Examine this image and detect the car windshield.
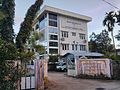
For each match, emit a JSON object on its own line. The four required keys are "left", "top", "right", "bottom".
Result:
{"left": 57, "top": 63, "right": 66, "bottom": 66}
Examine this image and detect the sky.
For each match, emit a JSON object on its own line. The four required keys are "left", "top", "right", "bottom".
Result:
{"left": 14, "top": 0, "right": 120, "bottom": 47}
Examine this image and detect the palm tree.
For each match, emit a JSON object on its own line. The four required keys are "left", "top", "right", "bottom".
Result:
{"left": 103, "top": 11, "right": 116, "bottom": 54}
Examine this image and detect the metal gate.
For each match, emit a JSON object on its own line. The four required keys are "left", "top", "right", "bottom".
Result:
{"left": 20, "top": 63, "right": 35, "bottom": 90}
{"left": 19, "top": 59, "right": 45, "bottom": 90}
{"left": 20, "top": 76, "right": 35, "bottom": 90}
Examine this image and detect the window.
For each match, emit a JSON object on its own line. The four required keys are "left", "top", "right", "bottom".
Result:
{"left": 49, "top": 35, "right": 58, "bottom": 40}
{"left": 35, "top": 24, "right": 39, "bottom": 30}
{"left": 61, "top": 31, "right": 68, "bottom": 38}
{"left": 39, "top": 14, "right": 47, "bottom": 30}
{"left": 49, "top": 20, "right": 57, "bottom": 27}
{"left": 79, "top": 33, "right": 85, "bottom": 39}
{"left": 49, "top": 48, "right": 58, "bottom": 54}
{"left": 80, "top": 45, "right": 86, "bottom": 51}
{"left": 72, "top": 44, "right": 74, "bottom": 50}
{"left": 62, "top": 44, "right": 69, "bottom": 50}
{"left": 49, "top": 42, "right": 58, "bottom": 47}
{"left": 49, "top": 13, "right": 57, "bottom": 27}
{"left": 49, "top": 13, "right": 57, "bottom": 20}
{"left": 49, "top": 28, "right": 58, "bottom": 34}
{"left": 75, "top": 44, "right": 77, "bottom": 50}
{"left": 72, "top": 32, "right": 76, "bottom": 36}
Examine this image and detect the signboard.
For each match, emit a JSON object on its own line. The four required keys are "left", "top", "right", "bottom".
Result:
{"left": 76, "top": 59, "right": 111, "bottom": 77}
{"left": 60, "top": 17, "right": 85, "bottom": 31}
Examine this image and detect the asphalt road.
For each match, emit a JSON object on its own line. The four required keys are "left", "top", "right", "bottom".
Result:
{"left": 46, "top": 72, "right": 120, "bottom": 90}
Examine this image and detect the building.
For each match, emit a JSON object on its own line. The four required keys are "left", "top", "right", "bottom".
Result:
{"left": 116, "top": 49, "right": 120, "bottom": 56}
{"left": 33, "top": 5, "right": 92, "bottom": 56}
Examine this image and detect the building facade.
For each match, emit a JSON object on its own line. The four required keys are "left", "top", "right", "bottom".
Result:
{"left": 33, "top": 5, "right": 92, "bottom": 56}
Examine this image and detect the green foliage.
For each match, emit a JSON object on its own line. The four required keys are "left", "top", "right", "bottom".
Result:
{"left": 0, "top": 0, "right": 44, "bottom": 90}
{"left": 112, "top": 60, "right": 120, "bottom": 80}
{"left": 0, "top": 11, "right": 4, "bottom": 20}
{"left": 0, "top": 61, "right": 19, "bottom": 90}
{"left": 28, "top": 31, "right": 43, "bottom": 47}
{"left": 34, "top": 45, "right": 45, "bottom": 54}
{"left": 89, "top": 30, "right": 113, "bottom": 55}
{"left": 0, "top": 0, "right": 15, "bottom": 43}
{"left": 76, "top": 73, "right": 110, "bottom": 80}
{"left": 0, "top": 38, "right": 22, "bottom": 90}
{"left": 0, "top": 38, "right": 17, "bottom": 60}
{"left": 103, "top": 11, "right": 115, "bottom": 32}
{"left": 16, "top": 0, "right": 43, "bottom": 49}
{"left": 89, "top": 32, "right": 97, "bottom": 52}
{"left": 103, "top": 11, "right": 120, "bottom": 54}
{"left": 17, "top": 51, "right": 34, "bottom": 63}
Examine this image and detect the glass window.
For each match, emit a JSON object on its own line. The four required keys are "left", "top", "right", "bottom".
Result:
{"left": 49, "top": 48, "right": 58, "bottom": 54}
{"left": 72, "top": 32, "right": 76, "bottom": 36}
{"left": 39, "top": 14, "right": 47, "bottom": 30}
{"left": 80, "top": 45, "right": 86, "bottom": 51}
{"left": 72, "top": 44, "right": 74, "bottom": 50}
{"left": 49, "top": 13, "right": 57, "bottom": 27}
{"left": 75, "top": 44, "right": 77, "bottom": 50}
{"left": 79, "top": 33, "right": 85, "bottom": 39}
{"left": 62, "top": 44, "right": 69, "bottom": 50}
{"left": 49, "top": 35, "right": 58, "bottom": 40}
{"left": 49, "top": 20, "right": 57, "bottom": 27}
{"left": 61, "top": 31, "right": 68, "bottom": 38}
{"left": 49, "top": 13, "right": 57, "bottom": 20}
{"left": 49, "top": 42, "right": 58, "bottom": 47}
{"left": 49, "top": 28, "right": 58, "bottom": 34}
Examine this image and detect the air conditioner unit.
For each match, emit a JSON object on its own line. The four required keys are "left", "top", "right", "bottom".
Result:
{"left": 61, "top": 38, "right": 65, "bottom": 41}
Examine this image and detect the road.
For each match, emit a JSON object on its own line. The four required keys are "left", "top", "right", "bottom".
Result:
{"left": 46, "top": 72, "right": 120, "bottom": 90}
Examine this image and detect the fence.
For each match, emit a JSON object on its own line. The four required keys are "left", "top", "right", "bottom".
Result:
{"left": 112, "top": 60, "right": 120, "bottom": 79}
{"left": 67, "top": 58, "right": 111, "bottom": 77}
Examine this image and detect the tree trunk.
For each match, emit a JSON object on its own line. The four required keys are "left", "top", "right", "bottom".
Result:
{"left": 111, "top": 31, "right": 116, "bottom": 55}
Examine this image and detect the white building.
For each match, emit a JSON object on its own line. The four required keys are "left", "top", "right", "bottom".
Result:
{"left": 33, "top": 5, "right": 92, "bottom": 56}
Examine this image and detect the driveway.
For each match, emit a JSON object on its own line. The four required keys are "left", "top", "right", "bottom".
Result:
{"left": 46, "top": 72, "right": 120, "bottom": 90}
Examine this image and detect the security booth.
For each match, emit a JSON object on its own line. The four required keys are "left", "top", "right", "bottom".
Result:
{"left": 62, "top": 52, "right": 112, "bottom": 78}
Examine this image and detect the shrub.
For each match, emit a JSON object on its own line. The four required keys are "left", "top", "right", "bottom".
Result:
{"left": 76, "top": 73, "right": 110, "bottom": 80}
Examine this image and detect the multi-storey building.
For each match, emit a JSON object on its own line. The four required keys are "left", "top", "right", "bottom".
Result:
{"left": 33, "top": 5, "right": 92, "bottom": 56}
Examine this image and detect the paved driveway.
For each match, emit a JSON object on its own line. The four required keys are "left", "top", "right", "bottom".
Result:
{"left": 46, "top": 72, "right": 120, "bottom": 90}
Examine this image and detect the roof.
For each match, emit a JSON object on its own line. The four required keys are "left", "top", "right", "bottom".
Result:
{"left": 116, "top": 49, "right": 120, "bottom": 52}
{"left": 63, "top": 52, "right": 104, "bottom": 57}
{"left": 35, "top": 5, "right": 92, "bottom": 22}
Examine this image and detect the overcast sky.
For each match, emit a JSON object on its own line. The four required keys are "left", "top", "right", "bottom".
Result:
{"left": 14, "top": 0, "right": 120, "bottom": 47}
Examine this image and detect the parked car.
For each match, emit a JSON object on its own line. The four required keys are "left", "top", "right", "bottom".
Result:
{"left": 56, "top": 62, "right": 67, "bottom": 71}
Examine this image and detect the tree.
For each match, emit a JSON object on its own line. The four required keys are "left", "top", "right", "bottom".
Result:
{"left": 0, "top": 0, "right": 15, "bottom": 43}
{"left": 28, "top": 31, "right": 45, "bottom": 54}
{"left": 0, "top": 11, "right": 4, "bottom": 20}
{"left": 115, "top": 11, "right": 120, "bottom": 41}
{"left": 103, "top": 11, "right": 116, "bottom": 54}
{"left": 89, "top": 32, "right": 98, "bottom": 52}
{"left": 96, "top": 30, "right": 113, "bottom": 53}
{"left": 89, "top": 30, "right": 113, "bottom": 54}
{"left": 16, "top": 0, "right": 43, "bottom": 49}
{"left": 0, "top": 37, "right": 23, "bottom": 90}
